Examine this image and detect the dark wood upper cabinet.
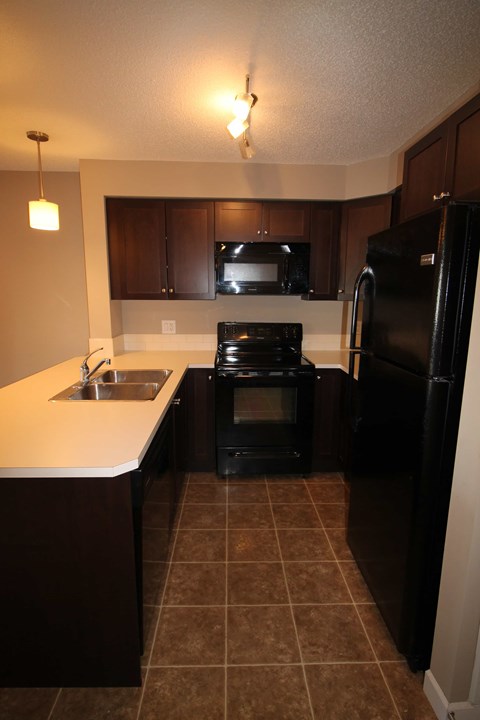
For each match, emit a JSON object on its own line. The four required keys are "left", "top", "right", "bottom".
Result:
{"left": 262, "top": 202, "right": 311, "bottom": 242}
{"left": 401, "top": 93, "right": 480, "bottom": 221}
{"left": 303, "top": 202, "right": 340, "bottom": 300}
{"left": 214, "top": 200, "right": 310, "bottom": 243}
{"left": 166, "top": 201, "right": 215, "bottom": 300}
{"left": 106, "top": 198, "right": 167, "bottom": 300}
{"left": 214, "top": 201, "right": 263, "bottom": 242}
{"left": 449, "top": 94, "right": 480, "bottom": 202}
{"left": 106, "top": 198, "right": 214, "bottom": 300}
{"left": 338, "top": 194, "right": 392, "bottom": 299}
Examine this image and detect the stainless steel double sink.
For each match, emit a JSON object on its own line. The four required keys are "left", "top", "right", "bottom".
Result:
{"left": 49, "top": 369, "right": 172, "bottom": 402}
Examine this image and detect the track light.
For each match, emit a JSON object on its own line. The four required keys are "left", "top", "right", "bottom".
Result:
{"left": 226, "top": 74, "right": 258, "bottom": 158}
{"left": 27, "top": 131, "right": 59, "bottom": 231}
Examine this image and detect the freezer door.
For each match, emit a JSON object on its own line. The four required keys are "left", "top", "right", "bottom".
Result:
{"left": 346, "top": 354, "right": 453, "bottom": 670}
{"left": 362, "top": 204, "right": 473, "bottom": 376}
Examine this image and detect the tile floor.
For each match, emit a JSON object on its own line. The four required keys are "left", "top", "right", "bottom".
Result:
{"left": 1, "top": 472, "right": 437, "bottom": 720}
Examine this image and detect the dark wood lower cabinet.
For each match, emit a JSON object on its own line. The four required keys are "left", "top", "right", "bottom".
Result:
{"left": 0, "top": 474, "right": 141, "bottom": 687}
{"left": 311, "top": 369, "right": 346, "bottom": 472}
{"left": 183, "top": 369, "right": 216, "bottom": 472}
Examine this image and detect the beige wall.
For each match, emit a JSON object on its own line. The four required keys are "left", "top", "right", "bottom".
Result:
{"left": 0, "top": 171, "right": 89, "bottom": 387}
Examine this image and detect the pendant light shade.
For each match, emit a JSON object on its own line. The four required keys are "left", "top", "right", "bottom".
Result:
{"left": 27, "top": 131, "right": 59, "bottom": 231}
{"left": 29, "top": 198, "right": 60, "bottom": 231}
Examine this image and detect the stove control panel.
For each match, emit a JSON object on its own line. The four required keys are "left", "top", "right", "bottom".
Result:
{"left": 218, "top": 322, "right": 303, "bottom": 343}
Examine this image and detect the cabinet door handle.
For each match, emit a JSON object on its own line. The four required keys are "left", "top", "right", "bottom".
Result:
{"left": 169, "top": 288, "right": 174, "bottom": 294}
{"left": 171, "top": 397, "right": 181, "bottom": 405}
{"left": 257, "top": 229, "right": 261, "bottom": 235}
{"left": 309, "top": 289, "right": 314, "bottom": 294}
{"left": 264, "top": 229, "right": 268, "bottom": 235}
{"left": 338, "top": 288, "right": 344, "bottom": 294}
{"left": 208, "top": 375, "right": 212, "bottom": 381}
{"left": 161, "top": 288, "right": 166, "bottom": 294}
{"left": 433, "top": 192, "right": 451, "bottom": 201}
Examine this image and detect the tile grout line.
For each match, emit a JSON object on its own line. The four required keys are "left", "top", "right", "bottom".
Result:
{"left": 306, "top": 478, "right": 404, "bottom": 720}
{"left": 266, "top": 478, "right": 316, "bottom": 720}
{"left": 46, "top": 688, "right": 62, "bottom": 720}
{"left": 134, "top": 471, "right": 191, "bottom": 720}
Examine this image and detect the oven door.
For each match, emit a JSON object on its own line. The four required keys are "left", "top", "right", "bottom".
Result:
{"left": 215, "top": 369, "right": 314, "bottom": 474}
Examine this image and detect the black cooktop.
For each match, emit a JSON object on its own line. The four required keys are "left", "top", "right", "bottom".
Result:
{"left": 216, "top": 322, "right": 314, "bottom": 371}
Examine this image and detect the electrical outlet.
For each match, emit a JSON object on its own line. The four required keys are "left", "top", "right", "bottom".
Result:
{"left": 162, "top": 320, "right": 176, "bottom": 334}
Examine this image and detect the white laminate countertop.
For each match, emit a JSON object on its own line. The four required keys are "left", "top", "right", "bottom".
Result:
{"left": 0, "top": 349, "right": 348, "bottom": 479}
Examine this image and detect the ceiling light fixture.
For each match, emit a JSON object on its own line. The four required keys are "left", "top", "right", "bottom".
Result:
{"left": 227, "top": 74, "right": 258, "bottom": 158}
{"left": 27, "top": 131, "right": 59, "bottom": 231}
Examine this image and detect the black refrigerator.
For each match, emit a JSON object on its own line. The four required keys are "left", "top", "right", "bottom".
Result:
{"left": 346, "top": 202, "right": 480, "bottom": 671}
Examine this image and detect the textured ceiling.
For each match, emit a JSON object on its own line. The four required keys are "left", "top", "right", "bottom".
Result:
{"left": 1, "top": 0, "right": 480, "bottom": 171}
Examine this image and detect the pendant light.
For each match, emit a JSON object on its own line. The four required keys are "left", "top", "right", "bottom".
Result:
{"left": 27, "top": 131, "right": 60, "bottom": 231}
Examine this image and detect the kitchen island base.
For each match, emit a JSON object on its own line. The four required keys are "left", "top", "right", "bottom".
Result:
{"left": 0, "top": 475, "right": 141, "bottom": 687}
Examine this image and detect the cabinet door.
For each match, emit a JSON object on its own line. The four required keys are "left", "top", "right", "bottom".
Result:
{"left": 312, "top": 369, "right": 345, "bottom": 471}
{"left": 449, "top": 94, "right": 480, "bottom": 202}
{"left": 106, "top": 198, "right": 167, "bottom": 299}
{"left": 263, "top": 201, "right": 311, "bottom": 243}
{"left": 172, "top": 377, "right": 187, "bottom": 502}
{"left": 400, "top": 123, "right": 449, "bottom": 221}
{"left": 338, "top": 194, "right": 392, "bottom": 299}
{"left": 304, "top": 202, "right": 340, "bottom": 299}
{"left": 214, "top": 201, "right": 263, "bottom": 242}
{"left": 184, "top": 369, "right": 216, "bottom": 471}
{"left": 166, "top": 201, "right": 215, "bottom": 300}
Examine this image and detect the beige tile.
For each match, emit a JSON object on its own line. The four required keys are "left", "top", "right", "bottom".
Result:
{"left": 140, "top": 667, "right": 224, "bottom": 720}
{"left": 228, "top": 562, "right": 289, "bottom": 604}
{"left": 284, "top": 561, "right": 351, "bottom": 604}
{"left": 293, "top": 604, "right": 374, "bottom": 662}
{"left": 227, "top": 665, "right": 312, "bottom": 720}
{"left": 163, "top": 562, "right": 226, "bottom": 605}
{"left": 227, "top": 605, "right": 300, "bottom": 664}
{"left": 381, "top": 662, "right": 438, "bottom": 719}
{"left": 305, "top": 663, "right": 399, "bottom": 719}
{"left": 151, "top": 606, "right": 225, "bottom": 665}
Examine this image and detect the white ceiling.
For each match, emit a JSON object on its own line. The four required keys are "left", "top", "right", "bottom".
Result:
{"left": 1, "top": 0, "right": 480, "bottom": 171}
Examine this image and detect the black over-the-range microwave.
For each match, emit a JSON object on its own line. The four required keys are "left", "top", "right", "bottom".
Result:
{"left": 215, "top": 242, "right": 310, "bottom": 295}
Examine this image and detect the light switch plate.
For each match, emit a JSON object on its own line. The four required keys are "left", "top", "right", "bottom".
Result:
{"left": 162, "top": 320, "right": 176, "bottom": 334}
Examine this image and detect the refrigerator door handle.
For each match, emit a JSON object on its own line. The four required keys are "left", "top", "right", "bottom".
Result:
{"left": 350, "top": 264, "right": 373, "bottom": 351}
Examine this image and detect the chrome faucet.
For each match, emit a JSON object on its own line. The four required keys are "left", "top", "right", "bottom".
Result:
{"left": 80, "top": 347, "right": 111, "bottom": 384}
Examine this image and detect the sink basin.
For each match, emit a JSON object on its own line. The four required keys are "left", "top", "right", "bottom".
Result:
{"left": 49, "top": 368, "right": 173, "bottom": 401}
{"left": 67, "top": 382, "right": 162, "bottom": 401}
{"left": 94, "top": 369, "right": 172, "bottom": 384}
